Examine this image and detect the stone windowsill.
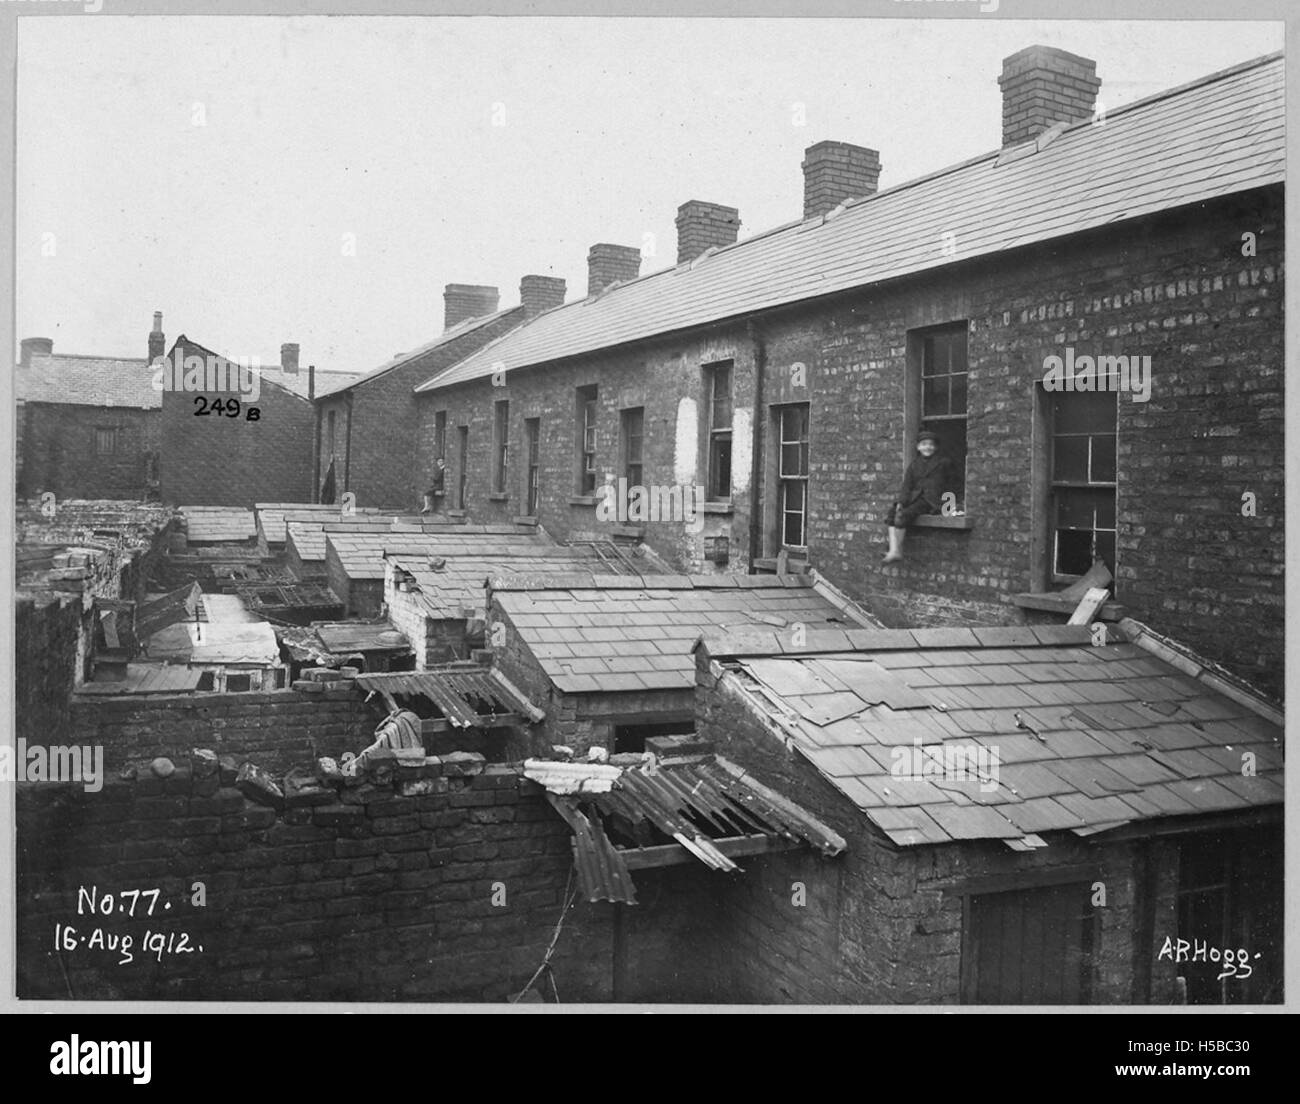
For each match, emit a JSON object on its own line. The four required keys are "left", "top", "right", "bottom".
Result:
{"left": 568, "top": 495, "right": 600, "bottom": 507}
{"left": 487, "top": 493, "right": 509, "bottom": 503}
{"left": 513, "top": 515, "right": 539, "bottom": 526}
{"left": 702, "top": 501, "right": 734, "bottom": 515}
{"left": 912, "top": 514, "right": 975, "bottom": 530}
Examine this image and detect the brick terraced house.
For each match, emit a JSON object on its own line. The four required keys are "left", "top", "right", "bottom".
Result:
{"left": 409, "top": 47, "right": 1284, "bottom": 699}
{"left": 311, "top": 286, "right": 527, "bottom": 510}
{"left": 14, "top": 318, "right": 164, "bottom": 501}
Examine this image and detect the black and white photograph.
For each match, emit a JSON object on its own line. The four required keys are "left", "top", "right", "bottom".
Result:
{"left": 2, "top": 0, "right": 1291, "bottom": 1030}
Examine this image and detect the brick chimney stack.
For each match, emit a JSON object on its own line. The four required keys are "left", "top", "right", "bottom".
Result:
{"left": 802, "top": 141, "right": 881, "bottom": 219}
{"left": 587, "top": 243, "right": 642, "bottom": 297}
{"left": 999, "top": 45, "right": 1101, "bottom": 147}
{"left": 675, "top": 201, "right": 740, "bottom": 264}
{"left": 519, "top": 275, "right": 566, "bottom": 318}
{"left": 148, "top": 312, "right": 165, "bottom": 364}
{"left": 443, "top": 284, "right": 500, "bottom": 331}
{"left": 19, "top": 337, "right": 53, "bottom": 367}
{"left": 281, "top": 343, "right": 300, "bottom": 374}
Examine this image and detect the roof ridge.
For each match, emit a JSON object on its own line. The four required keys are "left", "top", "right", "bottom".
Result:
{"left": 20, "top": 352, "right": 149, "bottom": 364}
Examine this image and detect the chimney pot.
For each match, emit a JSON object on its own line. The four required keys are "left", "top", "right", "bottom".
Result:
{"left": 148, "top": 311, "right": 165, "bottom": 365}
{"left": 802, "top": 141, "right": 881, "bottom": 220}
{"left": 586, "top": 243, "right": 642, "bottom": 297}
{"left": 675, "top": 201, "right": 740, "bottom": 264}
{"left": 519, "top": 274, "right": 566, "bottom": 318}
{"left": 998, "top": 45, "right": 1100, "bottom": 147}
{"left": 20, "top": 337, "right": 53, "bottom": 367}
{"left": 281, "top": 343, "right": 300, "bottom": 374}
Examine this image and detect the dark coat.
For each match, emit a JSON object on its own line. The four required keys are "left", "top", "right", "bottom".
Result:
{"left": 897, "top": 453, "right": 951, "bottom": 510}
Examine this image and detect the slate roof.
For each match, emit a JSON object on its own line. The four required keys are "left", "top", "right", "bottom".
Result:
{"left": 255, "top": 502, "right": 388, "bottom": 545}
{"left": 417, "top": 53, "right": 1282, "bottom": 392}
{"left": 327, "top": 526, "right": 552, "bottom": 581}
{"left": 285, "top": 516, "right": 430, "bottom": 563}
{"left": 388, "top": 544, "right": 661, "bottom": 619}
{"left": 328, "top": 306, "right": 523, "bottom": 395}
{"left": 16, "top": 353, "right": 159, "bottom": 409}
{"left": 699, "top": 622, "right": 1283, "bottom": 849}
{"left": 180, "top": 506, "right": 258, "bottom": 543}
{"left": 494, "top": 574, "right": 875, "bottom": 693}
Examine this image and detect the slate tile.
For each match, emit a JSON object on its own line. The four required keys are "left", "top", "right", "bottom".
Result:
{"left": 926, "top": 803, "right": 1020, "bottom": 839}
{"left": 999, "top": 796, "right": 1085, "bottom": 833}
{"left": 1053, "top": 791, "right": 1136, "bottom": 826}
{"left": 999, "top": 762, "right": 1074, "bottom": 799}
{"left": 1217, "top": 774, "right": 1284, "bottom": 804}
{"left": 910, "top": 627, "right": 982, "bottom": 649}
{"left": 802, "top": 745, "right": 881, "bottom": 778}
{"left": 1030, "top": 625, "right": 1094, "bottom": 646}
{"left": 1160, "top": 777, "right": 1244, "bottom": 813}
{"left": 971, "top": 626, "right": 1042, "bottom": 648}
{"left": 844, "top": 628, "right": 918, "bottom": 651}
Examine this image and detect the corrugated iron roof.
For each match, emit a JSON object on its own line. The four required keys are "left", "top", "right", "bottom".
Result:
{"left": 417, "top": 53, "right": 1281, "bottom": 392}
{"left": 355, "top": 666, "right": 544, "bottom": 727}
{"left": 702, "top": 623, "right": 1283, "bottom": 849}
{"left": 530, "top": 753, "right": 846, "bottom": 904}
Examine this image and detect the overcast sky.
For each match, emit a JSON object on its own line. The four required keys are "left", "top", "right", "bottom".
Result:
{"left": 16, "top": 16, "right": 1283, "bottom": 375}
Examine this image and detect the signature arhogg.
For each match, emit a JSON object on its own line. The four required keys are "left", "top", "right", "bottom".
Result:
{"left": 1157, "top": 937, "right": 1261, "bottom": 981}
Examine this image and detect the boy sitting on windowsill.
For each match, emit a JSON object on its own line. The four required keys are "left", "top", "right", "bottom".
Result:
{"left": 883, "top": 430, "right": 953, "bottom": 563}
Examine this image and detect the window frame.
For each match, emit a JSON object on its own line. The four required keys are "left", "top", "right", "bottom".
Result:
{"left": 575, "top": 385, "right": 599, "bottom": 496}
{"left": 492, "top": 399, "right": 510, "bottom": 496}
{"left": 704, "top": 361, "right": 733, "bottom": 502}
{"left": 94, "top": 426, "right": 120, "bottom": 456}
{"left": 775, "top": 402, "right": 810, "bottom": 551}
{"left": 524, "top": 417, "right": 541, "bottom": 517}
{"left": 1046, "top": 385, "right": 1118, "bottom": 585}
{"left": 907, "top": 322, "right": 969, "bottom": 512}
{"left": 455, "top": 425, "right": 469, "bottom": 510}
{"left": 621, "top": 406, "right": 644, "bottom": 490}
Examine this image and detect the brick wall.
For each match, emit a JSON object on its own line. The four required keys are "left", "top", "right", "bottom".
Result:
{"left": 415, "top": 328, "right": 756, "bottom": 575}
{"left": 16, "top": 593, "right": 89, "bottom": 745}
{"left": 69, "top": 687, "right": 383, "bottom": 777}
{"left": 19, "top": 404, "right": 159, "bottom": 500}
{"left": 15, "top": 753, "right": 727, "bottom": 1002}
{"left": 315, "top": 308, "right": 525, "bottom": 510}
{"left": 414, "top": 189, "right": 1283, "bottom": 698}
{"left": 159, "top": 339, "right": 315, "bottom": 506}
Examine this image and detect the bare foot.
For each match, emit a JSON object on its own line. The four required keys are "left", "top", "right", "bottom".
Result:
{"left": 882, "top": 551, "right": 903, "bottom": 563}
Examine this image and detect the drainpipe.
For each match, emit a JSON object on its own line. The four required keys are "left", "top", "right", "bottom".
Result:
{"left": 344, "top": 390, "right": 355, "bottom": 497}
{"left": 746, "top": 319, "right": 765, "bottom": 572}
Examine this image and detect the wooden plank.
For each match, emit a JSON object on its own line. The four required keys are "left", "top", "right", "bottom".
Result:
{"left": 1067, "top": 587, "right": 1111, "bottom": 626}
{"left": 621, "top": 833, "right": 799, "bottom": 870}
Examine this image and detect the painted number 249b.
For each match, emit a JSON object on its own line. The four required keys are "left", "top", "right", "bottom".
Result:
{"left": 194, "top": 397, "right": 260, "bottom": 421}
